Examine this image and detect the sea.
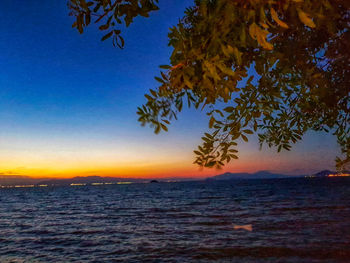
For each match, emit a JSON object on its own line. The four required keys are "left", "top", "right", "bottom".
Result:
{"left": 0, "top": 177, "right": 349, "bottom": 263}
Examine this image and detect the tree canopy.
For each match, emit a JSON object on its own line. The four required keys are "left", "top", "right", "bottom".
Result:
{"left": 69, "top": 0, "right": 350, "bottom": 171}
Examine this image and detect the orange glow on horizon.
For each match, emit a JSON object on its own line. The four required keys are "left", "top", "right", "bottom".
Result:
{"left": 0, "top": 159, "right": 273, "bottom": 179}
{"left": 0, "top": 143, "right": 323, "bottom": 179}
{"left": 0, "top": 161, "right": 217, "bottom": 179}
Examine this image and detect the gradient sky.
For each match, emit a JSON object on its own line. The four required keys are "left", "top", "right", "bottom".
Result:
{"left": 0, "top": 0, "right": 340, "bottom": 178}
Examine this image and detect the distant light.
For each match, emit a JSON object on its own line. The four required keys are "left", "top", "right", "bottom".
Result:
{"left": 328, "top": 173, "right": 350, "bottom": 177}
{"left": 117, "top": 182, "right": 132, "bottom": 184}
{"left": 70, "top": 183, "right": 86, "bottom": 186}
{"left": 38, "top": 184, "right": 48, "bottom": 187}
{"left": 305, "top": 173, "right": 350, "bottom": 178}
{"left": 91, "top": 183, "right": 104, "bottom": 185}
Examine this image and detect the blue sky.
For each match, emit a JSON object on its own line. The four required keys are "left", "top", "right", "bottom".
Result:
{"left": 0, "top": 0, "right": 339, "bottom": 178}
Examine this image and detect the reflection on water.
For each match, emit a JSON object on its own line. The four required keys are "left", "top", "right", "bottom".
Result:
{"left": 233, "top": 224, "right": 253, "bottom": 231}
{"left": 0, "top": 178, "right": 350, "bottom": 262}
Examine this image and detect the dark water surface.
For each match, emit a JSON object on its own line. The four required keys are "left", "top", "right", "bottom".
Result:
{"left": 1, "top": 178, "right": 350, "bottom": 262}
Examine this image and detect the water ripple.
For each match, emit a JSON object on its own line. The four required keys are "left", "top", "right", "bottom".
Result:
{"left": 0, "top": 178, "right": 349, "bottom": 262}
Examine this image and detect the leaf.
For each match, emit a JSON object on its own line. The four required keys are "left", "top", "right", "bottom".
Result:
{"left": 77, "top": 17, "right": 83, "bottom": 33}
{"left": 171, "top": 63, "right": 184, "bottom": 70}
{"left": 226, "top": 45, "right": 234, "bottom": 55}
{"left": 118, "top": 35, "right": 125, "bottom": 48}
{"left": 224, "top": 106, "right": 235, "bottom": 113}
{"left": 101, "top": 31, "right": 113, "bottom": 41}
{"left": 260, "top": 22, "right": 269, "bottom": 29}
{"left": 85, "top": 13, "right": 91, "bottom": 26}
{"left": 154, "top": 76, "right": 164, "bottom": 83}
{"left": 150, "top": 89, "right": 157, "bottom": 97}
{"left": 184, "top": 76, "right": 194, "bottom": 89}
{"left": 161, "top": 123, "right": 168, "bottom": 131}
{"left": 209, "top": 116, "right": 215, "bottom": 128}
{"left": 250, "top": 23, "right": 273, "bottom": 50}
{"left": 230, "top": 154, "right": 238, "bottom": 159}
{"left": 233, "top": 47, "right": 242, "bottom": 65}
{"left": 256, "top": 27, "right": 273, "bottom": 50}
{"left": 243, "top": 129, "right": 253, "bottom": 134}
{"left": 204, "top": 132, "right": 213, "bottom": 139}
{"left": 155, "top": 125, "right": 161, "bottom": 134}
{"left": 99, "top": 24, "right": 109, "bottom": 30}
{"left": 160, "top": 71, "right": 167, "bottom": 80}
{"left": 241, "top": 134, "right": 248, "bottom": 142}
{"left": 240, "top": 27, "right": 246, "bottom": 46}
{"left": 214, "top": 110, "right": 224, "bottom": 117}
{"left": 201, "top": 136, "right": 210, "bottom": 143}
{"left": 249, "top": 23, "right": 258, "bottom": 40}
{"left": 159, "top": 65, "right": 172, "bottom": 69}
{"left": 205, "top": 161, "right": 216, "bottom": 168}
{"left": 297, "top": 9, "right": 316, "bottom": 28}
{"left": 231, "top": 131, "right": 241, "bottom": 140}
{"left": 270, "top": 8, "right": 289, "bottom": 29}
{"left": 145, "top": 94, "right": 153, "bottom": 100}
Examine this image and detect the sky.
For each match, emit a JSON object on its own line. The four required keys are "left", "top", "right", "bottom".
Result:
{"left": 0, "top": 0, "right": 340, "bottom": 179}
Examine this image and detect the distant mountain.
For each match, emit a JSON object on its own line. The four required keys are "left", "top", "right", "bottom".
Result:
{"left": 210, "top": 169, "right": 350, "bottom": 180}
{"left": 209, "top": 170, "right": 298, "bottom": 180}
{"left": 3, "top": 169, "right": 346, "bottom": 187}
{"left": 311, "top": 170, "right": 350, "bottom": 177}
{"left": 312, "top": 170, "right": 334, "bottom": 177}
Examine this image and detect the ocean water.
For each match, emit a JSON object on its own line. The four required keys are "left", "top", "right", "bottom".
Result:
{"left": 0, "top": 178, "right": 349, "bottom": 263}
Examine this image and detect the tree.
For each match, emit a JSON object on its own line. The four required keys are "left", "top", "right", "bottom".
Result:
{"left": 69, "top": 0, "right": 350, "bottom": 171}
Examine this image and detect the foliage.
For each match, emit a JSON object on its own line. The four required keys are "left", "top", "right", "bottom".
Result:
{"left": 69, "top": 0, "right": 350, "bottom": 171}
{"left": 68, "top": 0, "right": 159, "bottom": 48}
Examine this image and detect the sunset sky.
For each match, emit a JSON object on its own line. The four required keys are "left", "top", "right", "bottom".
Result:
{"left": 0, "top": 0, "right": 340, "bottom": 179}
